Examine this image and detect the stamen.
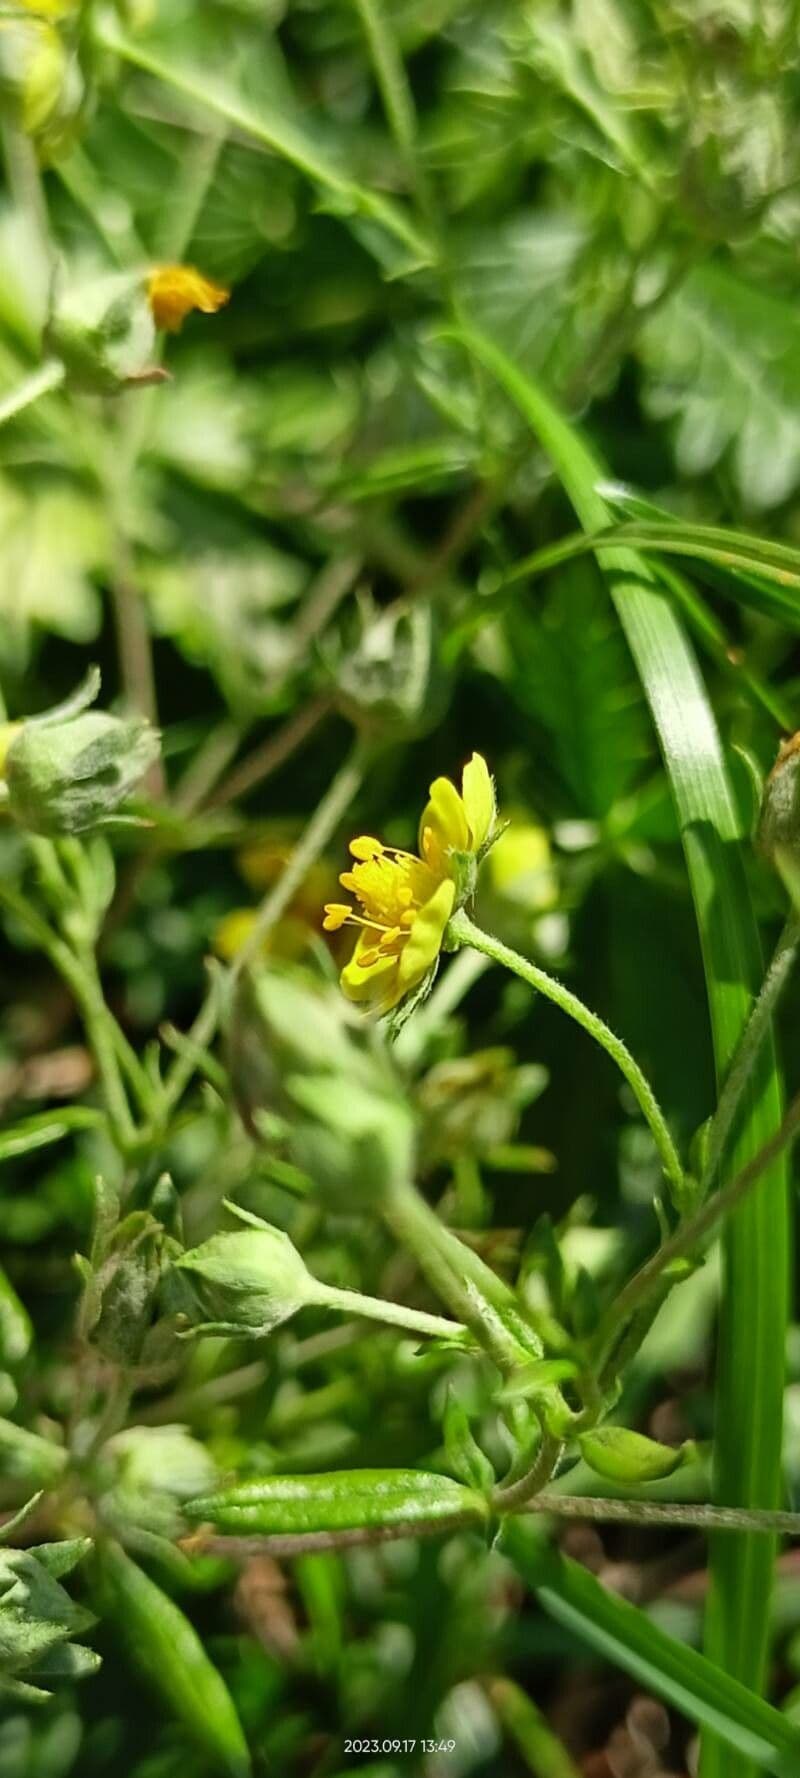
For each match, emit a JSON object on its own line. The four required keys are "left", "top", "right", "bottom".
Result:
{"left": 349, "top": 836, "right": 384, "bottom": 861}
{"left": 322, "top": 903, "right": 352, "bottom": 932}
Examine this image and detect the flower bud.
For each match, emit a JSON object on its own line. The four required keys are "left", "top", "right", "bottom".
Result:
{"left": 329, "top": 598, "right": 449, "bottom": 740}
{"left": 101, "top": 1425, "right": 218, "bottom": 1538}
{"left": 4, "top": 708, "right": 159, "bottom": 835}
{"left": 228, "top": 966, "right": 416, "bottom": 1208}
{"left": 579, "top": 1425, "right": 693, "bottom": 1485}
{"left": 758, "top": 733, "right": 800, "bottom": 876}
{"left": 44, "top": 268, "right": 164, "bottom": 395}
{"left": 176, "top": 1208, "right": 322, "bottom": 1337}
{"left": 0, "top": 13, "right": 66, "bottom": 137}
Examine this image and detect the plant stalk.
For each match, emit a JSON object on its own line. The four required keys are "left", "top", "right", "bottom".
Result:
{"left": 448, "top": 908, "right": 685, "bottom": 1202}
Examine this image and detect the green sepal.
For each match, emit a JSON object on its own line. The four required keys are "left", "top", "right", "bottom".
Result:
{"left": 579, "top": 1425, "right": 692, "bottom": 1485}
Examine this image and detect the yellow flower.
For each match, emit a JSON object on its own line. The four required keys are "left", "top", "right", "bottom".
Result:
{"left": 17, "top": 0, "right": 75, "bottom": 15}
{"left": 324, "top": 752, "right": 495, "bottom": 1014}
{"left": 146, "top": 264, "right": 230, "bottom": 333}
{"left": 214, "top": 846, "right": 338, "bottom": 963}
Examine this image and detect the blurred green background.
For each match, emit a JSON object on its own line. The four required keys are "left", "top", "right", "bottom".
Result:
{"left": 2, "top": 2, "right": 800, "bottom": 1775}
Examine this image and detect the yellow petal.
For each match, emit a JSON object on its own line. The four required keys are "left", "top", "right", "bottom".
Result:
{"left": 419, "top": 775, "right": 469, "bottom": 875}
{"left": 397, "top": 878, "right": 455, "bottom": 993}
{"left": 147, "top": 264, "right": 230, "bottom": 333}
{"left": 341, "top": 932, "right": 399, "bottom": 1005}
{"left": 461, "top": 753, "right": 495, "bottom": 850}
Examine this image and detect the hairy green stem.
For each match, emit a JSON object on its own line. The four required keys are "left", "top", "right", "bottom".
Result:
{"left": 353, "top": 0, "right": 437, "bottom": 236}
{"left": 702, "top": 914, "right": 800, "bottom": 1193}
{"left": 316, "top": 1283, "right": 465, "bottom": 1342}
{"left": 159, "top": 739, "right": 371, "bottom": 1117}
{"left": 383, "top": 1178, "right": 540, "bottom": 1370}
{"left": 492, "top": 1430, "right": 564, "bottom": 1512}
{"left": 183, "top": 1514, "right": 483, "bottom": 1559}
{"left": 184, "top": 1491, "right": 800, "bottom": 1567}
{"left": 593, "top": 1088, "right": 800, "bottom": 1373}
{"left": 233, "top": 738, "right": 373, "bottom": 976}
{"left": 0, "top": 359, "right": 65, "bottom": 428}
{"left": 448, "top": 908, "right": 685, "bottom": 1201}
{"left": 530, "top": 1494, "right": 800, "bottom": 1537}
{"left": 0, "top": 883, "right": 135, "bottom": 1148}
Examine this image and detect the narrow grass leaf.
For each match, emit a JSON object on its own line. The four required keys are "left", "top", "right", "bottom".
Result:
{"left": 456, "top": 322, "right": 789, "bottom": 1778}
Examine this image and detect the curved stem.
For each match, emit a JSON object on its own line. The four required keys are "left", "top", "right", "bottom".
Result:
{"left": 593, "top": 1087, "right": 800, "bottom": 1373}
{"left": 233, "top": 738, "right": 373, "bottom": 979}
{"left": 702, "top": 913, "right": 800, "bottom": 1193}
{"left": 0, "top": 882, "right": 134, "bottom": 1148}
{"left": 0, "top": 359, "right": 64, "bottom": 429}
{"left": 160, "top": 739, "right": 371, "bottom": 1119}
{"left": 448, "top": 909, "right": 685, "bottom": 1202}
{"left": 492, "top": 1430, "right": 564, "bottom": 1513}
{"left": 383, "top": 1178, "right": 541, "bottom": 1370}
{"left": 317, "top": 1283, "right": 465, "bottom": 1342}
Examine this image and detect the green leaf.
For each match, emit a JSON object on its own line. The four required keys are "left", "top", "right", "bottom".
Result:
{"left": 500, "top": 1518, "right": 800, "bottom": 1777}
{"left": 184, "top": 1469, "right": 488, "bottom": 1535}
{"left": 0, "top": 1418, "right": 67, "bottom": 1488}
{"left": 501, "top": 555, "right": 652, "bottom": 818}
{"left": 443, "top": 1394, "right": 496, "bottom": 1493}
{"left": 454, "top": 321, "right": 789, "bottom": 1778}
{"left": 0, "top": 1108, "right": 104, "bottom": 1164}
{"left": 0, "top": 1268, "right": 32, "bottom": 1366}
{"left": 488, "top": 1674, "right": 582, "bottom": 1778}
{"left": 94, "top": 12, "right": 431, "bottom": 273}
{"left": 638, "top": 264, "right": 800, "bottom": 511}
{"left": 91, "top": 1541, "right": 250, "bottom": 1778}
{"left": 595, "top": 494, "right": 800, "bottom": 627}
{"left": 0, "top": 1494, "right": 43, "bottom": 1544}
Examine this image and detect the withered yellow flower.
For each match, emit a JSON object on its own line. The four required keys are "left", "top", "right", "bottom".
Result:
{"left": 146, "top": 264, "right": 230, "bottom": 333}
{"left": 324, "top": 752, "right": 496, "bottom": 1015}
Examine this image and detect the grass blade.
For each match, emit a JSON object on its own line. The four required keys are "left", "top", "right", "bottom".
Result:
{"left": 455, "top": 322, "right": 789, "bottom": 1778}
{"left": 500, "top": 1519, "right": 800, "bottom": 1777}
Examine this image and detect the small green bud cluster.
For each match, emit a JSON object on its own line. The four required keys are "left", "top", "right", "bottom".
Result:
{"left": 100, "top": 1425, "right": 219, "bottom": 1540}
{"left": 0, "top": 1537, "right": 99, "bottom": 1704}
{"left": 44, "top": 267, "right": 167, "bottom": 395}
{"left": 0, "top": 668, "right": 159, "bottom": 835}
{"left": 329, "top": 599, "right": 449, "bottom": 740}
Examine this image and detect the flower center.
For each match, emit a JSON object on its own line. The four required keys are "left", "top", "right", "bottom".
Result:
{"left": 342, "top": 849, "right": 437, "bottom": 932}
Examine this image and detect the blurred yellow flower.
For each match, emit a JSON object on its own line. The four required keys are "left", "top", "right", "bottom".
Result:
{"left": 324, "top": 752, "right": 495, "bottom": 1014}
{"left": 17, "top": 0, "right": 75, "bottom": 14}
{"left": 146, "top": 264, "right": 230, "bottom": 333}
{"left": 487, "top": 818, "right": 556, "bottom": 912}
{"left": 214, "top": 845, "right": 337, "bottom": 964}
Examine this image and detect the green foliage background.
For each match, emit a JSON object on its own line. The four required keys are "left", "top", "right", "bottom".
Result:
{"left": 2, "top": 1, "right": 800, "bottom": 1775}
